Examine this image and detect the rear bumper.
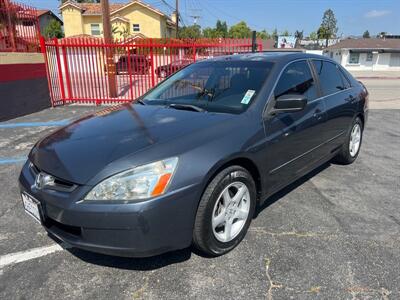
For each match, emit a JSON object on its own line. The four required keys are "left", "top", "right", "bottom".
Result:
{"left": 19, "top": 161, "right": 201, "bottom": 257}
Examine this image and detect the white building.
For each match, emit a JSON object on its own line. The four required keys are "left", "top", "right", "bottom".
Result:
{"left": 324, "top": 38, "right": 400, "bottom": 71}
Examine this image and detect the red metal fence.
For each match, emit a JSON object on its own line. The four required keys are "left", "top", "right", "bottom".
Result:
{"left": 42, "top": 37, "right": 263, "bottom": 106}
{"left": 0, "top": 0, "right": 40, "bottom": 52}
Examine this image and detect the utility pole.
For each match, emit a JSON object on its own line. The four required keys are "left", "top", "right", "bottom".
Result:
{"left": 175, "top": 0, "right": 179, "bottom": 38}
{"left": 101, "top": 0, "right": 117, "bottom": 98}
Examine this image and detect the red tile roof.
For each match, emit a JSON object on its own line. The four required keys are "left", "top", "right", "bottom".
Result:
{"left": 326, "top": 38, "right": 400, "bottom": 50}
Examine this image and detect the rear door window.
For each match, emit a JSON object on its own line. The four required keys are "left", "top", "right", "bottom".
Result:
{"left": 312, "top": 60, "right": 348, "bottom": 95}
{"left": 274, "top": 60, "right": 317, "bottom": 101}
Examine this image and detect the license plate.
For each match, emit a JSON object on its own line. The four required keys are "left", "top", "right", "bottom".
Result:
{"left": 21, "top": 193, "right": 42, "bottom": 224}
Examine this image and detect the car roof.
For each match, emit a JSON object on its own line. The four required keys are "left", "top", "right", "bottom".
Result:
{"left": 203, "top": 52, "right": 333, "bottom": 64}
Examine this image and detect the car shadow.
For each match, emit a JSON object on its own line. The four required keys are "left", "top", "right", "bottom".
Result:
{"left": 254, "top": 161, "right": 331, "bottom": 218}
{"left": 62, "top": 245, "right": 193, "bottom": 270}
{"left": 50, "top": 161, "right": 332, "bottom": 269}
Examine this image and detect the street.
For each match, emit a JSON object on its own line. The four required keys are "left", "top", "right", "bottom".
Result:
{"left": 0, "top": 81, "right": 399, "bottom": 299}
{"left": 360, "top": 78, "right": 400, "bottom": 109}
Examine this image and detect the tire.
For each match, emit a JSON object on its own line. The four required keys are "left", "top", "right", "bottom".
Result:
{"left": 334, "top": 117, "right": 363, "bottom": 165}
{"left": 193, "top": 166, "right": 256, "bottom": 256}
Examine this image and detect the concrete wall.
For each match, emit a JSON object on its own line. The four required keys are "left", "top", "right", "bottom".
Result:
{"left": 0, "top": 53, "right": 51, "bottom": 122}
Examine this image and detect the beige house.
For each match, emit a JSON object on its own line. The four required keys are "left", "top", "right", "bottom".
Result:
{"left": 60, "top": 0, "right": 176, "bottom": 39}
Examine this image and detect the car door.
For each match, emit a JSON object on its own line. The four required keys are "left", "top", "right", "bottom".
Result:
{"left": 263, "top": 60, "right": 327, "bottom": 191}
{"left": 311, "top": 60, "right": 356, "bottom": 151}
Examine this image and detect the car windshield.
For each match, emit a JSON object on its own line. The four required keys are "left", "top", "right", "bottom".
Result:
{"left": 142, "top": 60, "right": 274, "bottom": 114}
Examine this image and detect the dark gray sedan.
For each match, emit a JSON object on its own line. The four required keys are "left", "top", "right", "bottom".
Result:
{"left": 19, "top": 52, "right": 368, "bottom": 257}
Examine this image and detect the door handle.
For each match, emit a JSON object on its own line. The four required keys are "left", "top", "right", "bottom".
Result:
{"left": 345, "top": 95, "right": 356, "bottom": 102}
{"left": 313, "top": 109, "right": 324, "bottom": 121}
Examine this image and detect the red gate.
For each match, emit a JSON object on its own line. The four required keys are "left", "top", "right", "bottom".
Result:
{"left": 41, "top": 37, "right": 263, "bottom": 106}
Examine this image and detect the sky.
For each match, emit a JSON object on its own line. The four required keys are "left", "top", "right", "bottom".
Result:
{"left": 19, "top": 0, "right": 400, "bottom": 37}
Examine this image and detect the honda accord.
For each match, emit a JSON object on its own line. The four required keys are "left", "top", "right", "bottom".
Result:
{"left": 19, "top": 52, "right": 368, "bottom": 257}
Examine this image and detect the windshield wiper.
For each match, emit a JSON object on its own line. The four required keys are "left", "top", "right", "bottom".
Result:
{"left": 167, "top": 103, "right": 205, "bottom": 112}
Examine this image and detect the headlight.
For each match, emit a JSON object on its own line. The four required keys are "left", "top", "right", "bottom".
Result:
{"left": 84, "top": 157, "right": 178, "bottom": 201}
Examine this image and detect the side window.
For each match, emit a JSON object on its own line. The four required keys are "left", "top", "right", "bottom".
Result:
{"left": 338, "top": 68, "right": 351, "bottom": 89}
{"left": 312, "top": 60, "right": 347, "bottom": 95}
{"left": 274, "top": 60, "right": 317, "bottom": 101}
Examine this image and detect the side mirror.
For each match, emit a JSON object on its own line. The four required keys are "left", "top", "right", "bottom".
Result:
{"left": 272, "top": 94, "right": 307, "bottom": 113}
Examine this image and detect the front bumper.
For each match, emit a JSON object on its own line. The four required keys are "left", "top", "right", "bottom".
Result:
{"left": 19, "top": 161, "right": 201, "bottom": 257}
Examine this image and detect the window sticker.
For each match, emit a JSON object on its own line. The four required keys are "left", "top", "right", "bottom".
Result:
{"left": 241, "top": 90, "right": 256, "bottom": 104}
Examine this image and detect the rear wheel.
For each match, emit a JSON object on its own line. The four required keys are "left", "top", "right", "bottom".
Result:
{"left": 193, "top": 166, "right": 256, "bottom": 256}
{"left": 335, "top": 117, "right": 363, "bottom": 164}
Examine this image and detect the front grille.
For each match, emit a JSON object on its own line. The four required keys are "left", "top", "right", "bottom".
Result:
{"left": 29, "top": 162, "right": 78, "bottom": 192}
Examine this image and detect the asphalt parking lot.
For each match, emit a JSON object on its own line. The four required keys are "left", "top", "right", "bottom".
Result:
{"left": 0, "top": 79, "right": 399, "bottom": 299}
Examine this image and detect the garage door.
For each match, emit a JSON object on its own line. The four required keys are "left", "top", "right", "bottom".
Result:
{"left": 389, "top": 53, "right": 400, "bottom": 67}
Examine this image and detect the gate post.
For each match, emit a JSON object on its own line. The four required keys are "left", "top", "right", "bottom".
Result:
{"left": 149, "top": 38, "right": 155, "bottom": 87}
{"left": 61, "top": 44, "right": 72, "bottom": 100}
{"left": 53, "top": 38, "right": 66, "bottom": 104}
{"left": 192, "top": 44, "right": 196, "bottom": 62}
{"left": 40, "top": 37, "right": 55, "bottom": 107}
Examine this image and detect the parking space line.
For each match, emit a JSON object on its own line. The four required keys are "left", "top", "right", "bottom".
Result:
{"left": 0, "top": 243, "right": 69, "bottom": 269}
{"left": 0, "top": 157, "right": 26, "bottom": 165}
{"left": 0, "top": 119, "right": 70, "bottom": 128}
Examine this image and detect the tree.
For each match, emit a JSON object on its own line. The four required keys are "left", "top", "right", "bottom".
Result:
{"left": 281, "top": 30, "right": 290, "bottom": 36}
{"left": 43, "top": 19, "right": 64, "bottom": 38}
{"left": 256, "top": 29, "right": 270, "bottom": 39}
{"left": 317, "top": 9, "right": 338, "bottom": 47}
{"left": 215, "top": 20, "right": 228, "bottom": 38}
{"left": 202, "top": 27, "right": 217, "bottom": 38}
{"left": 363, "top": 30, "right": 370, "bottom": 38}
{"left": 309, "top": 31, "right": 318, "bottom": 42}
{"left": 179, "top": 25, "right": 202, "bottom": 39}
{"left": 294, "top": 30, "right": 304, "bottom": 40}
{"left": 228, "top": 21, "right": 252, "bottom": 38}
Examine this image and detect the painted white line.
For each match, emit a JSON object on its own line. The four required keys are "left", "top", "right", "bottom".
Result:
{"left": 0, "top": 243, "right": 69, "bottom": 269}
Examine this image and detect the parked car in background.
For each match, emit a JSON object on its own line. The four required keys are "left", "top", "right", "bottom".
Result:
{"left": 155, "top": 59, "right": 193, "bottom": 78}
{"left": 20, "top": 52, "right": 368, "bottom": 258}
{"left": 115, "top": 54, "right": 151, "bottom": 75}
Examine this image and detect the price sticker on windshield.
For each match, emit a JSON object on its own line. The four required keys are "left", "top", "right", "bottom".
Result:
{"left": 241, "top": 90, "right": 256, "bottom": 105}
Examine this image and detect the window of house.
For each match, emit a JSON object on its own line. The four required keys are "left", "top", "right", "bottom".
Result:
{"left": 366, "top": 52, "right": 373, "bottom": 62}
{"left": 312, "top": 60, "right": 347, "bottom": 95}
{"left": 349, "top": 52, "right": 360, "bottom": 64}
{"left": 91, "top": 24, "right": 101, "bottom": 36}
{"left": 132, "top": 24, "right": 140, "bottom": 32}
{"left": 274, "top": 60, "right": 317, "bottom": 101}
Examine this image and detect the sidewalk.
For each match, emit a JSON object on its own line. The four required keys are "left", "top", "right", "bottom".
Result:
{"left": 349, "top": 70, "right": 400, "bottom": 79}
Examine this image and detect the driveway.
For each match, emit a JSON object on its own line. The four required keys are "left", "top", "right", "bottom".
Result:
{"left": 0, "top": 87, "right": 399, "bottom": 299}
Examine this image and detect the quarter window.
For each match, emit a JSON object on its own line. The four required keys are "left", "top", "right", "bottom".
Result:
{"left": 274, "top": 60, "right": 317, "bottom": 101}
{"left": 312, "top": 60, "right": 347, "bottom": 95}
{"left": 90, "top": 24, "right": 101, "bottom": 36}
{"left": 349, "top": 53, "right": 360, "bottom": 64}
{"left": 132, "top": 24, "right": 140, "bottom": 32}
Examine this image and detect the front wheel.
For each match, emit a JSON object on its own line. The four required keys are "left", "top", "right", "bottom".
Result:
{"left": 334, "top": 117, "right": 363, "bottom": 164}
{"left": 193, "top": 166, "right": 256, "bottom": 256}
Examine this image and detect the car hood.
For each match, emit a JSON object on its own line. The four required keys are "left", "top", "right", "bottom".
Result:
{"left": 29, "top": 104, "right": 234, "bottom": 184}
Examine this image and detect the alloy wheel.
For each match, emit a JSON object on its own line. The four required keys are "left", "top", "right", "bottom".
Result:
{"left": 349, "top": 123, "right": 361, "bottom": 157}
{"left": 211, "top": 182, "right": 250, "bottom": 243}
